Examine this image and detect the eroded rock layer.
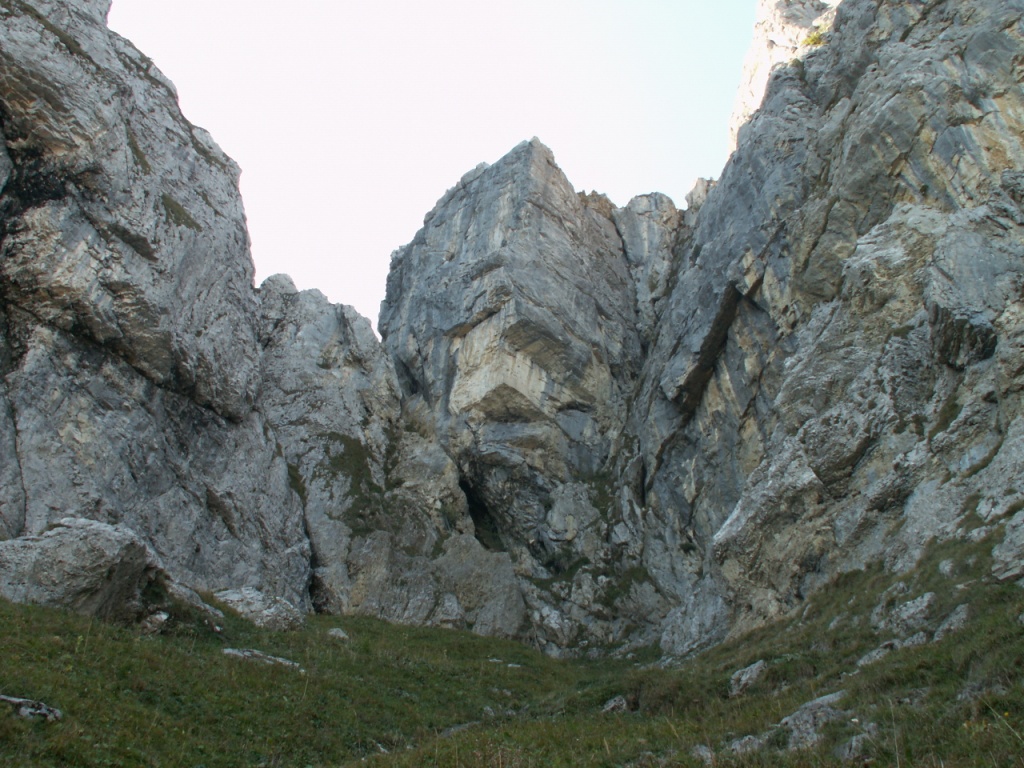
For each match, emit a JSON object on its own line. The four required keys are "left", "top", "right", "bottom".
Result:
{"left": 1, "top": 0, "right": 1023, "bottom": 658}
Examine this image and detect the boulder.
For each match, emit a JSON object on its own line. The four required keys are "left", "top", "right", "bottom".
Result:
{"left": 0, "top": 518, "right": 162, "bottom": 621}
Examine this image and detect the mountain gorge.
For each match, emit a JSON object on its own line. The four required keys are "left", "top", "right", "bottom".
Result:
{"left": 1, "top": 0, "right": 1023, "bottom": 667}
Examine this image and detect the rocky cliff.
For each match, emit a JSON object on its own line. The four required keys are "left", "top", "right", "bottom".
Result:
{"left": 1, "top": 0, "right": 1023, "bottom": 658}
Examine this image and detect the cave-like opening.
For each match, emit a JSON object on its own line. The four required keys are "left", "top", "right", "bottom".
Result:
{"left": 458, "top": 476, "right": 506, "bottom": 552}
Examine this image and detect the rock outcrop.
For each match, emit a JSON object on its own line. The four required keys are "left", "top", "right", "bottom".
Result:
{"left": 2, "top": 0, "right": 1024, "bottom": 660}
{"left": 0, "top": 517, "right": 161, "bottom": 621}
{"left": 0, "top": 0, "right": 309, "bottom": 607}
{"left": 729, "top": 0, "right": 842, "bottom": 151}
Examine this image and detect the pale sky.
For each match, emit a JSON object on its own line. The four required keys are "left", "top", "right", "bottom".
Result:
{"left": 106, "top": 1, "right": 757, "bottom": 327}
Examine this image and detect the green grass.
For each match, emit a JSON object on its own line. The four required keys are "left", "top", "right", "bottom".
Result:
{"left": 802, "top": 28, "right": 827, "bottom": 47}
{"left": 3, "top": 530, "right": 1023, "bottom": 767}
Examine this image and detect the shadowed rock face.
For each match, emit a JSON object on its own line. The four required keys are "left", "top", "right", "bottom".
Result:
{"left": 2, "top": 0, "right": 1024, "bottom": 657}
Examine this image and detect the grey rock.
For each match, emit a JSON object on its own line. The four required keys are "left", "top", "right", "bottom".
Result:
{"left": 327, "top": 627, "right": 350, "bottom": 642}
{"left": 0, "top": 517, "right": 161, "bottom": 621}
{"left": 690, "top": 744, "right": 715, "bottom": 766}
{"left": 835, "top": 727, "right": 878, "bottom": 763}
{"left": 139, "top": 610, "right": 170, "bottom": 636}
{"left": 0, "top": 694, "right": 63, "bottom": 723}
{"left": 4, "top": 0, "right": 1024, "bottom": 662}
{"left": 728, "top": 734, "right": 768, "bottom": 754}
{"left": 728, "top": 690, "right": 850, "bottom": 754}
{"left": 0, "top": 1, "right": 261, "bottom": 421}
{"left": 883, "top": 593, "right": 936, "bottom": 637}
{"left": 934, "top": 604, "right": 970, "bottom": 642}
{"left": 730, "top": 659, "right": 768, "bottom": 697}
{"left": 601, "top": 695, "right": 629, "bottom": 714}
{"left": 214, "top": 587, "right": 305, "bottom": 632}
{"left": 434, "top": 535, "right": 526, "bottom": 638}
{"left": 779, "top": 691, "right": 849, "bottom": 750}
{"left": 0, "top": 0, "right": 310, "bottom": 612}
{"left": 728, "top": 0, "right": 842, "bottom": 151}
{"left": 856, "top": 644, "right": 895, "bottom": 668}
{"left": 993, "top": 506, "right": 1024, "bottom": 582}
{"left": 380, "top": 140, "right": 642, "bottom": 557}
{"left": 222, "top": 648, "right": 303, "bottom": 671}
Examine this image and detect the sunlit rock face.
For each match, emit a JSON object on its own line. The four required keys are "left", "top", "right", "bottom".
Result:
{"left": 3, "top": 0, "right": 1024, "bottom": 659}
{"left": 728, "top": 0, "right": 842, "bottom": 152}
{"left": 380, "top": 140, "right": 640, "bottom": 550}
{"left": 629, "top": 0, "right": 1024, "bottom": 650}
{"left": 384, "top": 0, "right": 1024, "bottom": 655}
{"left": 0, "top": 0, "right": 310, "bottom": 605}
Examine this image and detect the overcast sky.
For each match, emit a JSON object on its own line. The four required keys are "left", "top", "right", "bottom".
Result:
{"left": 107, "top": 1, "right": 757, "bottom": 327}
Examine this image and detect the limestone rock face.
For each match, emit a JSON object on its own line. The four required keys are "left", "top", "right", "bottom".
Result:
{"left": 257, "top": 275, "right": 525, "bottom": 637}
{"left": 631, "top": 0, "right": 1024, "bottom": 646}
{"left": 380, "top": 138, "right": 653, "bottom": 651}
{"left": 380, "top": 141, "right": 642, "bottom": 540}
{"left": 0, "top": 517, "right": 161, "bottom": 621}
{"left": 0, "top": 0, "right": 261, "bottom": 420}
{"left": 728, "top": 0, "right": 842, "bottom": 151}
{"left": 4, "top": 0, "right": 1024, "bottom": 660}
{"left": 373, "top": 0, "right": 1024, "bottom": 653}
{"left": 0, "top": 0, "right": 310, "bottom": 609}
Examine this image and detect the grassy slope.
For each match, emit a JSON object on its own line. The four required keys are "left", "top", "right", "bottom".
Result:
{"left": 1, "top": 530, "right": 1022, "bottom": 767}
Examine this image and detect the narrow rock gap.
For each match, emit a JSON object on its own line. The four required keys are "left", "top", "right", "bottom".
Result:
{"left": 458, "top": 475, "right": 505, "bottom": 552}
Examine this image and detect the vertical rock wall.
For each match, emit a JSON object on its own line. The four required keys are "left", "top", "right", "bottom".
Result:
{"left": 2, "top": 0, "right": 1023, "bottom": 660}
{"left": 0, "top": 0, "right": 310, "bottom": 605}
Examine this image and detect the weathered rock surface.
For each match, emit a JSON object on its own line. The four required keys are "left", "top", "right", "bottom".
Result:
{"left": 0, "top": 517, "right": 161, "bottom": 621}
{"left": 0, "top": 0, "right": 310, "bottom": 611}
{"left": 3, "top": 0, "right": 1024, "bottom": 661}
{"left": 214, "top": 587, "right": 305, "bottom": 632}
{"left": 729, "top": 0, "right": 842, "bottom": 151}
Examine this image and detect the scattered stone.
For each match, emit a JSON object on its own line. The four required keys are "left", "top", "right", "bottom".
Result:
{"left": 872, "top": 591, "right": 936, "bottom": 636}
{"left": 690, "top": 744, "right": 715, "bottom": 766}
{"left": 780, "top": 691, "right": 850, "bottom": 750}
{"left": 214, "top": 587, "right": 305, "bottom": 631}
{"left": 939, "top": 559, "right": 956, "bottom": 578}
{"left": 729, "top": 734, "right": 767, "bottom": 754}
{"left": 725, "top": 691, "right": 851, "bottom": 755}
{"left": 327, "top": 627, "right": 350, "bottom": 642}
{"left": 441, "top": 721, "right": 481, "bottom": 738}
{"left": 957, "top": 682, "right": 1008, "bottom": 703}
{"left": 602, "top": 695, "right": 629, "bottom": 714}
{"left": 730, "top": 659, "right": 768, "bottom": 697}
{"left": 0, "top": 694, "right": 63, "bottom": 722}
{"left": 222, "top": 648, "right": 303, "bottom": 671}
{"left": 857, "top": 643, "right": 895, "bottom": 668}
{"left": 901, "top": 631, "right": 930, "bottom": 648}
{"left": 835, "top": 728, "right": 877, "bottom": 763}
{"left": 937, "top": 606, "right": 966, "bottom": 643}
{"left": 139, "top": 611, "right": 170, "bottom": 636}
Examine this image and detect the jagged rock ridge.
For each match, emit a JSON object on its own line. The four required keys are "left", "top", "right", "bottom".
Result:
{"left": 1, "top": 0, "right": 1023, "bottom": 658}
